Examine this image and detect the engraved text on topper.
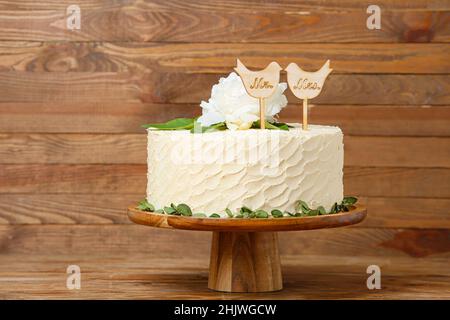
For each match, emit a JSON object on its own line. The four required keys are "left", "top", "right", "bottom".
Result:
{"left": 293, "top": 78, "right": 321, "bottom": 91}
{"left": 285, "top": 60, "right": 333, "bottom": 130}
{"left": 249, "top": 77, "right": 274, "bottom": 90}
{"left": 234, "top": 59, "right": 281, "bottom": 99}
{"left": 285, "top": 60, "right": 332, "bottom": 100}
{"left": 234, "top": 59, "right": 282, "bottom": 129}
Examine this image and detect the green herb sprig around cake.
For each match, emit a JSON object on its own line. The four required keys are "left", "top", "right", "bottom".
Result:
{"left": 136, "top": 197, "right": 358, "bottom": 219}
{"left": 142, "top": 118, "right": 292, "bottom": 133}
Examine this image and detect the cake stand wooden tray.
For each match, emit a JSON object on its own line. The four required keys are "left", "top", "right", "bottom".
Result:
{"left": 127, "top": 205, "right": 367, "bottom": 293}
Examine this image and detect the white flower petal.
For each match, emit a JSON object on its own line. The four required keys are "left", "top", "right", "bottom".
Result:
{"left": 198, "top": 109, "right": 225, "bottom": 126}
{"left": 238, "top": 122, "right": 253, "bottom": 130}
{"left": 226, "top": 122, "right": 239, "bottom": 130}
{"left": 198, "top": 72, "right": 288, "bottom": 130}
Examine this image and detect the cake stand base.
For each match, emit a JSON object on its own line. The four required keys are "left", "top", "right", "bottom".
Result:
{"left": 208, "top": 232, "right": 282, "bottom": 292}
{"left": 128, "top": 204, "right": 366, "bottom": 293}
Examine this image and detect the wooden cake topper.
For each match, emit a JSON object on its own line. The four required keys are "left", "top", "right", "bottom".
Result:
{"left": 234, "top": 59, "right": 282, "bottom": 129}
{"left": 285, "top": 60, "right": 333, "bottom": 130}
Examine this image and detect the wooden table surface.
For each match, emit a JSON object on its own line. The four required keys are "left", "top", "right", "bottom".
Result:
{"left": 1, "top": 255, "right": 448, "bottom": 300}
{"left": 1, "top": 227, "right": 449, "bottom": 299}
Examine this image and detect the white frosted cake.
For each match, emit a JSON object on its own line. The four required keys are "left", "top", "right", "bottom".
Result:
{"left": 143, "top": 72, "right": 345, "bottom": 217}
{"left": 147, "top": 125, "right": 343, "bottom": 215}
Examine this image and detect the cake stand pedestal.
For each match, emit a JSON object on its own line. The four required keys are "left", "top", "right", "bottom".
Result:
{"left": 127, "top": 205, "right": 366, "bottom": 293}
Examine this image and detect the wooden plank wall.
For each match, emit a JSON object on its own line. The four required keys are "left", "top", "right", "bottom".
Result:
{"left": 0, "top": 0, "right": 449, "bottom": 261}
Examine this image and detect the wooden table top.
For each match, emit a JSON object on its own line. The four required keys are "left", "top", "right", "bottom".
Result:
{"left": 1, "top": 253, "right": 448, "bottom": 299}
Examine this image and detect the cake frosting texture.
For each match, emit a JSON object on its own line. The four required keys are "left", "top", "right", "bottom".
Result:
{"left": 146, "top": 124, "right": 343, "bottom": 214}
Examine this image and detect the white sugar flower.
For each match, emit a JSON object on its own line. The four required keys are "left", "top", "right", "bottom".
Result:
{"left": 197, "top": 72, "right": 288, "bottom": 130}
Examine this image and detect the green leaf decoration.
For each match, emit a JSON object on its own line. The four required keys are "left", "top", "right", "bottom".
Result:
{"left": 137, "top": 199, "right": 154, "bottom": 212}
{"left": 302, "top": 208, "right": 311, "bottom": 215}
{"left": 263, "top": 121, "right": 281, "bottom": 130}
{"left": 274, "top": 124, "right": 290, "bottom": 131}
{"left": 176, "top": 203, "right": 192, "bottom": 216}
{"left": 255, "top": 210, "right": 269, "bottom": 218}
{"left": 142, "top": 118, "right": 195, "bottom": 130}
{"left": 240, "top": 206, "right": 253, "bottom": 214}
{"left": 142, "top": 116, "right": 292, "bottom": 132}
{"left": 285, "top": 211, "right": 295, "bottom": 217}
{"left": 164, "top": 206, "right": 177, "bottom": 215}
{"left": 295, "top": 200, "right": 310, "bottom": 214}
{"left": 193, "top": 213, "right": 207, "bottom": 218}
{"left": 271, "top": 209, "right": 283, "bottom": 218}
{"left": 342, "top": 196, "right": 358, "bottom": 206}
{"left": 330, "top": 203, "right": 338, "bottom": 214}
{"left": 317, "top": 206, "right": 327, "bottom": 215}
{"left": 135, "top": 197, "right": 358, "bottom": 219}
{"left": 269, "top": 121, "right": 292, "bottom": 131}
{"left": 240, "top": 206, "right": 254, "bottom": 218}
{"left": 191, "top": 121, "right": 227, "bottom": 133}
{"left": 251, "top": 120, "right": 291, "bottom": 131}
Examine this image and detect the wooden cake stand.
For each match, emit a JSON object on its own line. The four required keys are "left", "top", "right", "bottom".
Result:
{"left": 127, "top": 205, "right": 367, "bottom": 293}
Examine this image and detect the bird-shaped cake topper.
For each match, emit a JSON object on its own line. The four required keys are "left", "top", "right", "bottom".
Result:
{"left": 234, "top": 59, "right": 282, "bottom": 129}
{"left": 285, "top": 60, "right": 333, "bottom": 130}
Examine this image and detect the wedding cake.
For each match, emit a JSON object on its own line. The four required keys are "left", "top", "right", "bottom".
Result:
{"left": 143, "top": 72, "right": 344, "bottom": 217}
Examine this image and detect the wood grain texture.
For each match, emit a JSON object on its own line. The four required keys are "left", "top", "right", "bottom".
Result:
{"left": 0, "top": 195, "right": 449, "bottom": 229}
{"left": 0, "top": 103, "right": 196, "bottom": 133}
{"left": 0, "top": 72, "right": 449, "bottom": 105}
{"left": 2, "top": 0, "right": 446, "bottom": 11}
{"left": 0, "top": 1, "right": 448, "bottom": 42}
{"left": 0, "top": 254, "right": 448, "bottom": 299}
{"left": 1, "top": 225, "right": 449, "bottom": 259}
{"left": 0, "top": 165, "right": 448, "bottom": 198}
{"left": 1, "top": 134, "right": 449, "bottom": 168}
{"left": 208, "top": 232, "right": 282, "bottom": 292}
{"left": 0, "top": 133, "right": 147, "bottom": 164}
{"left": 2, "top": 42, "right": 450, "bottom": 74}
{"left": 0, "top": 194, "right": 133, "bottom": 224}
{"left": 1, "top": 103, "right": 449, "bottom": 137}
{"left": 0, "top": 164, "right": 145, "bottom": 194}
{"left": 0, "top": 0, "right": 448, "bottom": 299}
{"left": 127, "top": 205, "right": 366, "bottom": 232}
{"left": 308, "top": 105, "right": 450, "bottom": 137}
{"left": 344, "top": 136, "right": 450, "bottom": 168}
{"left": 356, "top": 197, "right": 450, "bottom": 229}
{"left": 344, "top": 167, "right": 450, "bottom": 198}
